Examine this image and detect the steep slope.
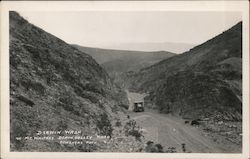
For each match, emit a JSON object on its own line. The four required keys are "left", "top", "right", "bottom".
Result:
{"left": 9, "top": 12, "right": 144, "bottom": 152}
{"left": 127, "top": 22, "right": 242, "bottom": 121}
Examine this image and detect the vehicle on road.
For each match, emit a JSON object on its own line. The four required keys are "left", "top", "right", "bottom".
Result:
{"left": 133, "top": 101, "right": 144, "bottom": 112}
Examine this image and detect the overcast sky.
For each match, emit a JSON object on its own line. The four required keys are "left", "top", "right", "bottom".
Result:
{"left": 19, "top": 11, "right": 241, "bottom": 51}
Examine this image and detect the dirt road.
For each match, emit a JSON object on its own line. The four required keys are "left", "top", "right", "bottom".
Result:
{"left": 128, "top": 110, "right": 238, "bottom": 153}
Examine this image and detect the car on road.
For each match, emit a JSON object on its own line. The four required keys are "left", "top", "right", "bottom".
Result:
{"left": 133, "top": 101, "right": 144, "bottom": 112}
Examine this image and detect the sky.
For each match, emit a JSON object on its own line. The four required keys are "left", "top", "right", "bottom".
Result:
{"left": 19, "top": 11, "right": 242, "bottom": 52}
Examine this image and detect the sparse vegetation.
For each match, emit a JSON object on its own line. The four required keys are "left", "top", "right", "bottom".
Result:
{"left": 127, "top": 22, "right": 242, "bottom": 123}
{"left": 96, "top": 113, "right": 113, "bottom": 137}
{"left": 124, "top": 120, "right": 143, "bottom": 141}
{"left": 165, "top": 147, "right": 177, "bottom": 153}
{"left": 115, "top": 120, "right": 122, "bottom": 127}
{"left": 145, "top": 141, "right": 164, "bottom": 153}
{"left": 57, "top": 120, "right": 68, "bottom": 130}
{"left": 9, "top": 11, "right": 242, "bottom": 153}
{"left": 9, "top": 11, "right": 131, "bottom": 152}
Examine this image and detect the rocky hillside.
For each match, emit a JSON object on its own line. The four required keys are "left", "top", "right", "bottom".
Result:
{"left": 9, "top": 12, "right": 147, "bottom": 152}
{"left": 127, "top": 22, "right": 242, "bottom": 121}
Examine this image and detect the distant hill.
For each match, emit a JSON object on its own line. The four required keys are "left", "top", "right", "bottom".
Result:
{"left": 127, "top": 22, "right": 242, "bottom": 121}
{"left": 102, "top": 42, "right": 196, "bottom": 54}
{"left": 101, "top": 50, "right": 175, "bottom": 73}
{"left": 72, "top": 45, "right": 175, "bottom": 67}
{"left": 73, "top": 45, "right": 171, "bottom": 64}
{"left": 9, "top": 12, "right": 140, "bottom": 152}
{"left": 73, "top": 45, "right": 175, "bottom": 87}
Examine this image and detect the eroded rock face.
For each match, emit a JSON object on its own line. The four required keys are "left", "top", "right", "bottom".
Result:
{"left": 10, "top": 11, "right": 130, "bottom": 151}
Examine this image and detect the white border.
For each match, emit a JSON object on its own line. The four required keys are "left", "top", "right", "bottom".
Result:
{"left": 1, "top": 1, "right": 249, "bottom": 159}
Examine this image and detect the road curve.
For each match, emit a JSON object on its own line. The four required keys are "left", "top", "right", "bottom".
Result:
{"left": 129, "top": 110, "right": 232, "bottom": 153}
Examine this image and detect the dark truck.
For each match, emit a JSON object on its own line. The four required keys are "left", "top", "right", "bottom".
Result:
{"left": 133, "top": 101, "right": 144, "bottom": 112}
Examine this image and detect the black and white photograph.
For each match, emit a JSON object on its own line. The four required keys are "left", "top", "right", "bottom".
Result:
{"left": 1, "top": 1, "right": 249, "bottom": 159}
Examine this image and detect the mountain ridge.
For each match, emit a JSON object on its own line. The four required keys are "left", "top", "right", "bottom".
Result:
{"left": 72, "top": 44, "right": 175, "bottom": 64}
{"left": 73, "top": 45, "right": 176, "bottom": 88}
{"left": 101, "top": 42, "right": 196, "bottom": 54}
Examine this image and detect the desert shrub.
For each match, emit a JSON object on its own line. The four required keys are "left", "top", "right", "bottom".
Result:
{"left": 145, "top": 141, "right": 164, "bottom": 152}
{"left": 111, "top": 105, "right": 119, "bottom": 113}
{"left": 145, "top": 141, "right": 158, "bottom": 152}
{"left": 124, "top": 120, "right": 143, "bottom": 141}
{"left": 59, "top": 92, "right": 73, "bottom": 104}
{"left": 115, "top": 120, "right": 122, "bottom": 127}
{"left": 57, "top": 120, "right": 68, "bottom": 130}
{"left": 74, "top": 86, "right": 99, "bottom": 104}
{"left": 119, "top": 104, "right": 129, "bottom": 109}
{"left": 31, "top": 81, "right": 46, "bottom": 94}
{"left": 10, "top": 49, "right": 21, "bottom": 69}
{"left": 20, "top": 79, "right": 46, "bottom": 95}
{"left": 10, "top": 103, "right": 42, "bottom": 150}
{"left": 77, "top": 142, "right": 98, "bottom": 152}
{"left": 220, "top": 70, "right": 241, "bottom": 80}
{"left": 59, "top": 102, "right": 74, "bottom": 112}
{"left": 96, "top": 113, "right": 113, "bottom": 137}
{"left": 62, "top": 70, "right": 76, "bottom": 84}
{"left": 81, "top": 92, "right": 99, "bottom": 104}
{"left": 58, "top": 94, "right": 74, "bottom": 112}
{"left": 181, "top": 143, "right": 186, "bottom": 152}
{"left": 165, "top": 147, "right": 177, "bottom": 153}
{"left": 155, "top": 144, "right": 164, "bottom": 152}
{"left": 128, "top": 129, "right": 142, "bottom": 141}
{"left": 83, "top": 83, "right": 105, "bottom": 95}
{"left": 56, "top": 92, "right": 81, "bottom": 116}
{"left": 74, "top": 82, "right": 106, "bottom": 98}
{"left": 11, "top": 121, "right": 28, "bottom": 150}
{"left": 57, "top": 102, "right": 80, "bottom": 116}
{"left": 45, "top": 70, "right": 58, "bottom": 85}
